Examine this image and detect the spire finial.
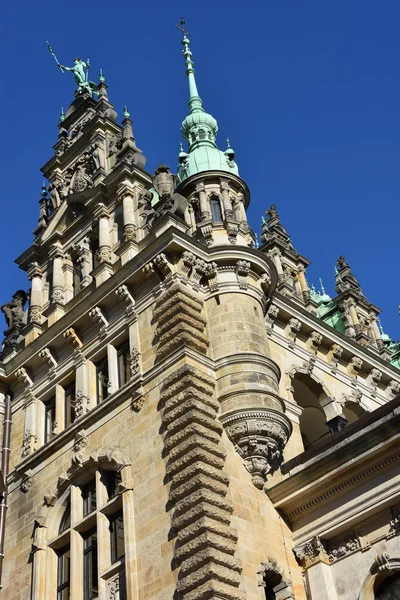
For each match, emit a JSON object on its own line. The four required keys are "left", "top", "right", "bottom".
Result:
{"left": 99, "top": 68, "right": 105, "bottom": 83}
{"left": 176, "top": 17, "right": 203, "bottom": 115}
{"left": 60, "top": 107, "right": 65, "bottom": 122}
{"left": 319, "top": 277, "right": 325, "bottom": 294}
{"left": 123, "top": 104, "right": 130, "bottom": 119}
{"left": 41, "top": 181, "right": 47, "bottom": 197}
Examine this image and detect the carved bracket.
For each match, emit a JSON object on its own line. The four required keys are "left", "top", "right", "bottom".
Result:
{"left": 89, "top": 307, "right": 108, "bottom": 336}
{"left": 220, "top": 409, "right": 292, "bottom": 489}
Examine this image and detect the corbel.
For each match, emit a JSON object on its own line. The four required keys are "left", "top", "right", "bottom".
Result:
{"left": 89, "top": 306, "right": 108, "bottom": 337}
{"left": 38, "top": 348, "right": 58, "bottom": 378}
{"left": 236, "top": 260, "right": 251, "bottom": 290}
{"left": 115, "top": 284, "right": 136, "bottom": 316}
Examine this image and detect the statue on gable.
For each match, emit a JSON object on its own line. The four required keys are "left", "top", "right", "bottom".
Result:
{"left": 335, "top": 255, "right": 362, "bottom": 294}
{"left": 1, "top": 290, "right": 28, "bottom": 349}
{"left": 47, "top": 42, "right": 98, "bottom": 98}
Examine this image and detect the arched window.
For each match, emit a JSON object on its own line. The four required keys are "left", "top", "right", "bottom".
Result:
{"left": 291, "top": 373, "right": 330, "bottom": 449}
{"left": 257, "top": 559, "right": 293, "bottom": 600}
{"left": 43, "top": 467, "right": 129, "bottom": 600}
{"left": 210, "top": 196, "right": 222, "bottom": 223}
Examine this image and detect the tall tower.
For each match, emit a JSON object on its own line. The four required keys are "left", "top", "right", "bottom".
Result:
{"left": 0, "top": 25, "right": 399, "bottom": 600}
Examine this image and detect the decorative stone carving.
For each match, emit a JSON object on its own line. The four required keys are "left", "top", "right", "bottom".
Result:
{"left": 199, "top": 223, "right": 213, "bottom": 246}
{"left": 221, "top": 409, "right": 292, "bottom": 489}
{"left": 266, "top": 304, "right": 279, "bottom": 328}
{"left": 368, "top": 368, "right": 382, "bottom": 387}
{"left": 21, "top": 472, "right": 33, "bottom": 493}
{"left": 181, "top": 251, "right": 197, "bottom": 277}
{"left": 123, "top": 224, "right": 137, "bottom": 242}
{"left": 285, "top": 318, "right": 301, "bottom": 344}
{"left": 374, "top": 553, "right": 391, "bottom": 573}
{"left": 29, "top": 307, "right": 42, "bottom": 324}
{"left": 89, "top": 306, "right": 108, "bottom": 335}
{"left": 153, "top": 253, "right": 172, "bottom": 278}
{"left": 71, "top": 430, "right": 88, "bottom": 469}
{"left": 22, "top": 430, "right": 37, "bottom": 458}
{"left": 63, "top": 327, "right": 83, "bottom": 350}
{"left": 294, "top": 536, "right": 329, "bottom": 568}
{"left": 307, "top": 331, "right": 323, "bottom": 353}
{"left": 329, "top": 343, "right": 343, "bottom": 361}
{"left": 348, "top": 356, "right": 363, "bottom": 376}
{"left": 1, "top": 290, "right": 28, "bottom": 348}
{"left": 127, "top": 348, "right": 140, "bottom": 377}
{"left": 386, "top": 380, "right": 400, "bottom": 398}
{"left": 302, "top": 356, "right": 316, "bottom": 375}
{"left": 115, "top": 285, "right": 135, "bottom": 316}
{"left": 72, "top": 391, "right": 89, "bottom": 419}
{"left": 190, "top": 258, "right": 207, "bottom": 287}
{"left": 98, "top": 246, "right": 112, "bottom": 263}
{"left": 38, "top": 348, "right": 57, "bottom": 374}
{"left": 204, "top": 261, "right": 218, "bottom": 291}
{"left": 326, "top": 533, "right": 360, "bottom": 562}
{"left": 236, "top": 260, "right": 251, "bottom": 289}
{"left": 16, "top": 367, "right": 33, "bottom": 388}
{"left": 131, "top": 393, "right": 145, "bottom": 412}
{"left": 227, "top": 223, "right": 239, "bottom": 244}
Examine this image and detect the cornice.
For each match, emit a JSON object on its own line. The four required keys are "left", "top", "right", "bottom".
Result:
{"left": 272, "top": 292, "right": 400, "bottom": 379}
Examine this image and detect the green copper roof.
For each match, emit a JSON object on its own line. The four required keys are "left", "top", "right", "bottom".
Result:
{"left": 177, "top": 30, "right": 238, "bottom": 183}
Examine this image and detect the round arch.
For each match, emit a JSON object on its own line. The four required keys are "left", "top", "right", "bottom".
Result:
{"left": 358, "top": 555, "right": 400, "bottom": 600}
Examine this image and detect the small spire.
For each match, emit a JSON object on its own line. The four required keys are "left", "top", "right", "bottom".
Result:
{"left": 99, "top": 68, "right": 106, "bottom": 83}
{"left": 123, "top": 104, "right": 130, "bottom": 119}
{"left": 377, "top": 317, "right": 385, "bottom": 337}
{"left": 319, "top": 278, "right": 326, "bottom": 294}
{"left": 225, "top": 138, "right": 235, "bottom": 159}
{"left": 41, "top": 181, "right": 47, "bottom": 197}
{"left": 60, "top": 107, "right": 65, "bottom": 122}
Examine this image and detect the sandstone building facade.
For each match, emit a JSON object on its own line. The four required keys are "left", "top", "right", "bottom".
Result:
{"left": 0, "top": 30, "right": 399, "bottom": 600}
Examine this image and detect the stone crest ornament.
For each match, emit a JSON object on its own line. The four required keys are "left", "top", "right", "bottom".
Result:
{"left": 221, "top": 409, "right": 292, "bottom": 489}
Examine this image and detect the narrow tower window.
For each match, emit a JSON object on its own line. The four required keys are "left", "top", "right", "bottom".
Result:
{"left": 210, "top": 196, "right": 222, "bottom": 223}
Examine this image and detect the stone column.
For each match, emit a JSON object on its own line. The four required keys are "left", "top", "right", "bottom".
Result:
{"left": 196, "top": 181, "right": 210, "bottom": 220}
{"left": 121, "top": 483, "right": 137, "bottom": 600}
{"left": 347, "top": 300, "right": 361, "bottom": 335}
{"left": 75, "top": 358, "right": 90, "bottom": 418}
{"left": 63, "top": 254, "right": 74, "bottom": 303}
{"left": 220, "top": 178, "right": 234, "bottom": 219}
{"left": 92, "top": 203, "right": 113, "bottom": 285}
{"left": 76, "top": 237, "right": 93, "bottom": 288}
{"left": 297, "top": 266, "right": 310, "bottom": 302}
{"left": 122, "top": 192, "right": 136, "bottom": 242}
{"left": 26, "top": 262, "right": 43, "bottom": 344}
{"left": 107, "top": 344, "right": 118, "bottom": 395}
{"left": 50, "top": 245, "right": 65, "bottom": 304}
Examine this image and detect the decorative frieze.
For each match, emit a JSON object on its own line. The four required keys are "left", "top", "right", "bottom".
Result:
{"left": 220, "top": 409, "right": 292, "bottom": 489}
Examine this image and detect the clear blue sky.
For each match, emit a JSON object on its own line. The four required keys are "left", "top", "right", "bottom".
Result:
{"left": 1, "top": 0, "right": 399, "bottom": 337}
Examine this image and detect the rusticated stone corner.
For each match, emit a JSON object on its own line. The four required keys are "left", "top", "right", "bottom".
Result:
{"left": 159, "top": 364, "right": 244, "bottom": 600}
{"left": 154, "top": 283, "right": 209, "bottom": 359}
{"left": 220, "top": 409, "right": 292, "bottom": 489}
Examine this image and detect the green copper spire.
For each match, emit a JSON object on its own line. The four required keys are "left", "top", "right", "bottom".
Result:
{"left": 176, "top": 18, "right": 239, "bottom": 183}
{"left": 123, "top": 104, "right": 130, "bottom": 119}
{"left": 99, "top": 68, "right": 106, "bottom": 83}
{"left": 60, "top": 107, "right": 65, "bottom": 122}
